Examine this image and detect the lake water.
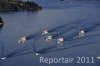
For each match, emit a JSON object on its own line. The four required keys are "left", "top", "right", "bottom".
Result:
{"left": 0, "top": 1, "right": 100, "bottom": 66}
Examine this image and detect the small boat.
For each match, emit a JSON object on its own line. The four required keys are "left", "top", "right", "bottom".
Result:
{"left": 97, "top": 56, "right": 100, "bottom": 59}
{"left": 57, "top": 37, "right": 64, "bottom": 45}
{"left": 79, "top": 30, "right": 85, "bottom": 37}
{"left": 42, "top": 28, "right": 48, "bottom": 36}
{"left": 18, "top": 36, "right": 26, "bottom": 44}
{"left": 1, "top": 57, "right": 7, "bottom": 60}
{"left": 46, "top": 35, "right": 52, "bottom": 42}
{"left": 35, "top": 53, "right": 39, "bottom": 56}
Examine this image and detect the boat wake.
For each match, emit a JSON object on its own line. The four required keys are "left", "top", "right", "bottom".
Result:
{"left": 1, "top": 19, "right": 100, "bottom": 60}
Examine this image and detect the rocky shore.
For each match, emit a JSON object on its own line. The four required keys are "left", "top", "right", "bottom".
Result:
{"left": 0, "top": 1, "right": 42, "bottom": 11}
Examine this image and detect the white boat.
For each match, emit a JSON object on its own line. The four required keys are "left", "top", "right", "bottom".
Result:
{"left": 18, "top": 36, "right": 26, "bottom": 44}
{"left": 42, "top": 28, "right": 48, "bottom": 36}
{"left": 36, "top": 53, "right": 39, "bottom": 56}
{"left": 97, "top": 56, "right": 100, "bottom": 59}
{"left": 1, "top": 57, "right": 7, "bottom": 60}
{"left": 79, "top": 30, "right": 85, "bottom": 37}
{"left": 46, "top": 35, "right": 52, "bottom": 42}
{"left": 57, "top": 37, "right": 64, "bottom": 45}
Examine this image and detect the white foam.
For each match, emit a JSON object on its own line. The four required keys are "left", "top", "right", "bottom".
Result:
{"left": 36, "top": 53, "right": 39, "bottom": 56}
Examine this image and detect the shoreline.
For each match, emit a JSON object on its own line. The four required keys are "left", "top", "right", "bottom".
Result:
{"left": 0, "top": 1, "right": 42, "bottom": 12}
{"left": 0, "top": 16, "right": 4, "bottom": 27}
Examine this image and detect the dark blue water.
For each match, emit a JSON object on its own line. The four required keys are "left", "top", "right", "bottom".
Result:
{"left": 0, "top": 1, "right": 100, "bottom": 66}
